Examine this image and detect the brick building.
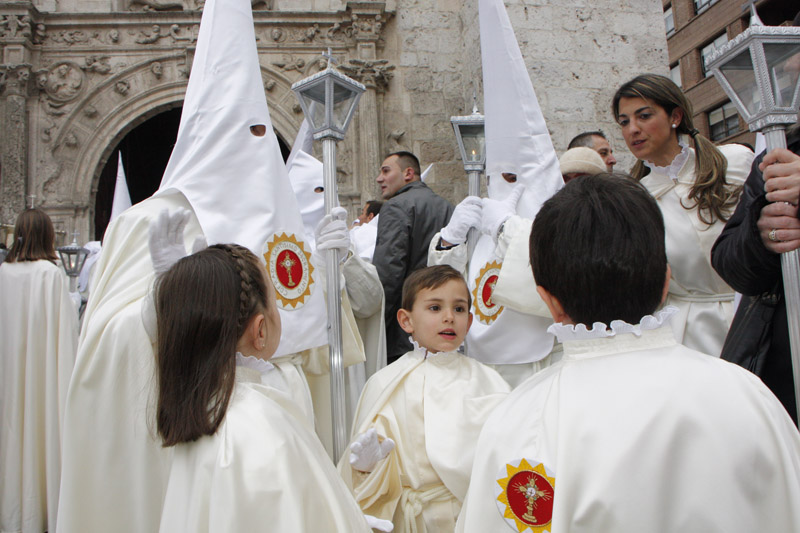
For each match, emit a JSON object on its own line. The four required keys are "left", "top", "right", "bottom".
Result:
{"left": 663, "top": 0, "right": 799, "bottom": 148}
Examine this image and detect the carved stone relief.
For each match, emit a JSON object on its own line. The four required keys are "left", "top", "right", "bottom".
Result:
{"left": 340, "top": 59, "right": 394, "bottom": 92}
{"left": 0, "top": 15, "right": 33, "bottom": 40}
{"left": 41, "top": 62, "right": 85, "bottom": 103}
{"left": 83, "top": 56, "right": 113, "bottom": 75}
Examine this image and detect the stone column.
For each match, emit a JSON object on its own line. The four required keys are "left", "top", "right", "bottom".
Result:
{"left": 0, "top": 63, "right": 33, "bottom": 224}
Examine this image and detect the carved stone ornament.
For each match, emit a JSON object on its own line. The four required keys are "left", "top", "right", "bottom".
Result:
{"left": 134, "top": 25, "right": 167, "bottom": 44}
{"left": 127, "top": 0, "right": 183, "bottom": 12}
{"left": 64, "top": 132, "right": 78, "bottom": 148}
{"left": 340, "top": 58, "right": 395, "bottom": 92}
{"left": 270, "top": 28, "right": 284, "bottom": 42}
{"left": 42, "top": 62, "right": 85, "bottom": 103}
{"left": 84, "top": 105, "right": 98, "bottom": 118}
{"left": 33, "top": 23, "right": 46, "bottom": 44}
{"left": 264, "top": 79, "right": 275, "bottom": 91}
{"left": 48, "top": 30, "right": 100, "bottom": 46}
{"left": 0, "top": 15, "right": 33, "bottom": 40}
{"left": 151, "top": 61, "right": 163, "bottom": 79}
{"left": 82, "top": 56, "right": 113, "bottom": 75}
{"left": 114, "top": 80, "right": 131, "bottom": 95}
{"left": 0, "top": 64, "right": 33, "bottom": 96}
{"left": 349, "top": 14, "right": 383, "bottom": 40}
{"left": 108, "top": 29, "right": 120, "bottom": 43}
{"left": 169, "top": 24, "right": 198, "bottom": 43}
{"left": 273, "top": 55, "right": 305, "bottom": 72}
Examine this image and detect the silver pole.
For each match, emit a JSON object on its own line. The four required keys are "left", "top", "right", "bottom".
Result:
{"left": 762, "top": 125, "right": 800, "bottom": 426}
{"left": 466, "top": 169, "right": 481, "bottom": 259}
{"left": 321, "top": 137, "right": 347, "bottom": 458}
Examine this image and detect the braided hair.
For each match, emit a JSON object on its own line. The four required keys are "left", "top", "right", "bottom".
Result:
{"left": 612, "top": 74, "right": 741, "bottom": 225}
{"left": 154, "top": 244, "right": 269, "bottom": 446}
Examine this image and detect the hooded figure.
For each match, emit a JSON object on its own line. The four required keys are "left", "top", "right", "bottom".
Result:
{"left": 429, "top": 0, "right": 562, "bottom": 385}
{"left": 57, "top": 0, "right": 329, "bottom": 529}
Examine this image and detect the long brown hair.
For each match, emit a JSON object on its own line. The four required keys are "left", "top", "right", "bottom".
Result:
{"left": 154, "top": 244, "right": 269, "bottom": 447}
{"left": 5, "top": 208, "right": 58, "bottom": 264}
{"left": 612, "top": 74, "right": 740, "bottom": 225}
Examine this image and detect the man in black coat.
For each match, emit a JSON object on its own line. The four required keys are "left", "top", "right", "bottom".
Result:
{"left": 711, "top": 130, "right": 800, "bottom": 424}
{"left": 373, "top": 151, "right": 454, "bottom": 362}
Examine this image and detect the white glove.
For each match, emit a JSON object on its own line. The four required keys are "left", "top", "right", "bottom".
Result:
{"left": 365, "top": 515, "right": 394, "bottom": 532}
{"left": 349, "top": 428, "right": 395, "bottom": 472}
{"left": 148, "top": 208, "right": 191, "bottom": 275}
{"left": 440, "top": 196, "right": 482, "bottom": 245}
{"left": 315, "top": 206, "right": 350, "bottom": 263}
{"left": 481, "top": 184, "right": 525, "bottom": 242}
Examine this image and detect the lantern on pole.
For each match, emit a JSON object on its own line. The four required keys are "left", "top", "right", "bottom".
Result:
{"left": 451, "top": 101, "right": 486, "bottom": 258}
{"left": 57, "top": 231, "right": 88, "bottom": 293}
{"left": 707, "top": 3, "right": 800, "bottom": 424}
{"left": 291, "top": 48, "right": 365, "bottom": 458}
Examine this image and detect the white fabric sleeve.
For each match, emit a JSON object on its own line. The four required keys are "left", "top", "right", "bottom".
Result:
{"left": 141, "top": 285, "right": 158, "bottom": 346}
{"left": 491, "top": 215, "right": 551, "bottom": 317}
{"left": 426, "top": 231, "right": 468, "bottom": 276}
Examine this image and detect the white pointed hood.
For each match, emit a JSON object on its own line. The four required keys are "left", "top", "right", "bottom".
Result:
{"left": 155, "top": 0, "right": 297, "bottom": 254}
{"left": 480, "top": 0, "right": 562, "bottom": 220}
{"left": 288, "top": 150, "right": 325, "bottom": 250}
{"left": 460, "top": 0, "right": 558, "bottom": 365}
{"left": 286, "top": 118, "right": 314, "bottom": 173}
{"left": 109, "top": 151, "right": 132, "bottom": 222}
{"left": 155, "top": 0, "right": 326, "bottom": 356}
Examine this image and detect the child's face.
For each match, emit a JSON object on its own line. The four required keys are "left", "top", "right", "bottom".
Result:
{"left": 397, "top": 279, "right": 473, "bottom": 353}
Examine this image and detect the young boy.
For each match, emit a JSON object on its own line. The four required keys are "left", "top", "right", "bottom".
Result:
{"left": 340, "top": 265, "right": 510, "bottom": 532}
{"left": 456, "top": 174, "right": 800, "bottom": 532}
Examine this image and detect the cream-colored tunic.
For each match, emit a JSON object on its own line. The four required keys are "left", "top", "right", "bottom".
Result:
{"left": 1, "top": 261, "right": 78, "bottom": 533}
{"left": 641, "top": 143, "right": 754, "bottom": 356}
{"left": 340, "top": 347, "right": 510, "bottom": 532}
{"left": 159, "top": 363, "right": 371, "bottom": 533}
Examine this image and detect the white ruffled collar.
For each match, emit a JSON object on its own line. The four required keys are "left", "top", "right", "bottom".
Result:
{"left": 643, "top": 140, "right": 690, "bottom": 181}
{"left": 546, "top": 306, "right": 678, "bottom": 343}
{"left": 235, "top": 352, "right": 275, "bottom": 374}
{"left": 409, "top": 337, "right": 460, "bottom": 360}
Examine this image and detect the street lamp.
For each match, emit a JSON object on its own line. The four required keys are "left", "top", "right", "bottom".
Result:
{"left": 57, "top": 231, "right": 88, "bottom": 294}
{"left": 707, "top": 3, "right": 800, "bottom": 424}
{"left": 291, "top": 49, "right": 365, "bottom": 459}
{"left": 451, "top": 101, "right": 486, "bottom": 258}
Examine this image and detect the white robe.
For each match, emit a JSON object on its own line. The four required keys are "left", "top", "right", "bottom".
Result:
{"left": 641, "top": 143, "right": 754, "bottom": 356}
{"left": 159, "top": 363, "right": 371, "bottom": 533}
{"left": 340, "top": 347, "right": 510, "bottom": 532}
{"left": 456, "top": 319, "right": 800, "bottom": 533}
{"left": 1, "top": 260, "right": 78, "bottom": 533}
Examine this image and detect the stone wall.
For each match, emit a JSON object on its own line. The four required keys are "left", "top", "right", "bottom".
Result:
{"left": 0, "top": 0, "right": 667, "bottom": 239}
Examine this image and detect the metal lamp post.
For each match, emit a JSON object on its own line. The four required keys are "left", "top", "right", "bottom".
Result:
{"left": 291, "top": 49, "right": 365, "bottom": 459}
{"left": 707, "top": 4, "right": 800, "bottom": 424}
{"left": 451, "top": 103, "right": 486, "bottom": 258}
{"left": 57, "top": 232, "right": 88, "bottom": 293}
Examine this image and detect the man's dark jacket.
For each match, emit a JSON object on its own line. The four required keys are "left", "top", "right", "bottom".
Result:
{"left": 373, "top": 180, "right": 454, "bottom": 361}
{"left": 711, "top": 130, "right": 800, "bottom": 423}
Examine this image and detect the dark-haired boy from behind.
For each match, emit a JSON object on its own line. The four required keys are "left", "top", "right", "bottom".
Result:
{"left": 339, "top": 265, "right": 510, "bottom": 532}
{"left": 456, "top": 174, "right": 800, "bottom": 533}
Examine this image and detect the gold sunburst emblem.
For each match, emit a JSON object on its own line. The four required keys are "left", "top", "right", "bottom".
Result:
{"left": 495, "top": 459, "right": 556, "bottom": 532}
{"left": 473, "top": 260, "right": 504, "bottom": 324}
{"left": 264, "top": 233, "right": 314, "bottom": 310}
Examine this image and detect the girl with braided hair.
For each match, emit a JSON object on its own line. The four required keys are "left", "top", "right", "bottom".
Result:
{"left": 612, "top": 74, "right": 754, "bottom": 357}
{"left": 153, "top": 244, "right": 372, "bottom": 532}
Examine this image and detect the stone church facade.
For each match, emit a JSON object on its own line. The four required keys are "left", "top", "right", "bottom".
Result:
{"left": 0, "top": 0, "right": 667, "bottom": 243}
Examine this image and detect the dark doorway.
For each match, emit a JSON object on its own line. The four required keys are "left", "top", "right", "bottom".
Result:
{"left": 94, "top": 107, "right": 292, "bottom": 240}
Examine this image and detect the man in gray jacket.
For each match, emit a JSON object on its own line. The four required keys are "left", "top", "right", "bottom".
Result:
{"left": 373, "top": 151, "right": 454, "bottom": 362}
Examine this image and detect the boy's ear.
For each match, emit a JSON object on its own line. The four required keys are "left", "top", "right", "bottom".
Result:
{"left": 467, "top": 312, "right": 474, "bottom": 332}
{"left": 536, "top": 285, "right": 571, "bottom": 324}
{"left": 397, "top": 308, "right": 414, "bottom": 334}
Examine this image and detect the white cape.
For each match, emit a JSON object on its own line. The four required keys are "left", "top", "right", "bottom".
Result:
{"left": 1, "top": 260, "right": 78, "bottom": 533}
{"left": 159, "top": 366, "right": 371, "bottom": 532}
{"left": 457, "top": 324, "right": 800, "bottom": 532}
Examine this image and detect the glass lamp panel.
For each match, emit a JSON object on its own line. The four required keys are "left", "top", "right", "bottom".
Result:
{"left": 458, "top": 124, "right": 486, "bottom": 162}
{"left": 332, "top": 84, "right": 358, "bottom": 131}
{"left": 719, "top": 49, "right": 762, "bottom": 117}
{"left": 298, "top": 80, "right": 328, "bottom": 129}
{"left": 763, "top": 43, "right": 800, "bottom": 109}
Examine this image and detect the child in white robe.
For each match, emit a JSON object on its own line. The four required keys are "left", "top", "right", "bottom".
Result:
{"left": 456, "top": 174, "right": 800, "bottom": 533}
{"left": 152, "top": 244, "right": 372, "bottom": 533}
{"left": 340, "top": 265, "right": 510, "bottom": 532}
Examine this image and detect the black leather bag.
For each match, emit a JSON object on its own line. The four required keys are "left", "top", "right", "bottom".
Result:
{"left": 720, "top": 289, "right": 781, "bottom": 376}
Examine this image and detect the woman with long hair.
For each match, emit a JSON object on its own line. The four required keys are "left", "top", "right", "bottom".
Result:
{"left": 0, "top": 208, "right": 78, "bottom": 533}
{"left": 154, "top": 244, "right": 372, "bottom": 532}
{"left": 612, "top": 74, "right": 754, "bottom": 356}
